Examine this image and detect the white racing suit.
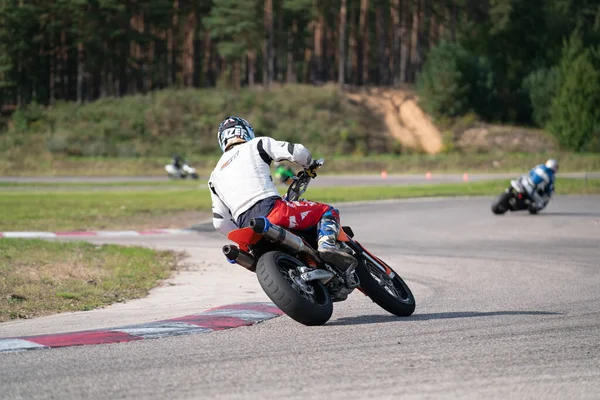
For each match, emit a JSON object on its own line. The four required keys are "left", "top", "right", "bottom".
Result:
{"left": 208, "top": 136, "right": 357, "bottom": 270}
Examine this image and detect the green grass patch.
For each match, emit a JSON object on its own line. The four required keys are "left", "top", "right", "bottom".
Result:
{"left": 1, "top": 178, "right": 597, "bottom": 232}
{"left": 0, "top": 180, "right": 206, "bottom": 189}
{"left": 0, "top": 189, "right": 212, "bottom": 231}
{"left": 0, "top": 239, "right": 180, "bottom": 322}
{"left": 2, "top": 152, "right": 600, "bottom": 177}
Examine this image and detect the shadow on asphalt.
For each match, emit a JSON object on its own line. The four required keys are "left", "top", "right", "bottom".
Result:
{"left": 329, "top": 310, "right": 560, "bottom": 326}
{"left": 541, "top": 212, "right": 600, "bottom": 217}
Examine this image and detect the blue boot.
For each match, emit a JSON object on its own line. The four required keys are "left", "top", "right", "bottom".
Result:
{"left": 317, "top": 213, "right": 357, "bottom": 270}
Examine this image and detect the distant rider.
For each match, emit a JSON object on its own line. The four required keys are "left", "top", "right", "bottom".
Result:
{"left": 519, "top": 159, "right": 558, "bottom": 211}
{"left": 172, "top": 155, "right": 184, "bottom": 170}
{"left": 208, "top": 116, "right": 356, "bottom": 270}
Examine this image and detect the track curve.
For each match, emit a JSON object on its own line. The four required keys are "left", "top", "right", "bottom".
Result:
{"left": 1, "top": 196, "right": 599, "bottom": 399}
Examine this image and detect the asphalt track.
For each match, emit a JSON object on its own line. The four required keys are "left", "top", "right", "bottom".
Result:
{"left": 2, "top": 196, "right": 600, "bottom": 399}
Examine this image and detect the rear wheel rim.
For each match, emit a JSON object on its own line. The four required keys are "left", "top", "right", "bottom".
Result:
{"left": 365, "top": 260, "right": 412, "bottom": 303}
{"left": 276, "top": 254, "right": 329, "bottom": 306}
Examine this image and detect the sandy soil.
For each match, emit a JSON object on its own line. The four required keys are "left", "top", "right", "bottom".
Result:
{"left": 346, "top": 88, "right": 444, "bottom": 154}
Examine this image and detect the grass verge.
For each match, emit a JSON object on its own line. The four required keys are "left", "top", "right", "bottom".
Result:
{"left": 0, "top": 180, "right": 206, "bottom": 189}
{"left": 1, "top": 178, "right": 598, "bottom": 232}
{"left": 1, "top": 153, "right": 600, "bottom": 177}
{"left": 0, "top": 239, "right": 181, "bottom": 322}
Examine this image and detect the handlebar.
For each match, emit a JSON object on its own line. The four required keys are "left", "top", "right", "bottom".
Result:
{"left": 285, "top": 158, "right": 324, "bottom": 202}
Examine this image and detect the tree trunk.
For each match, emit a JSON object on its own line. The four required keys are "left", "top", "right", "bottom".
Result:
{"left": 349, "top": 3, "right": 358, "bottom": 84}
{"left": 390, "top": 0, "right": 400, "bottom": 85}
{"left": 201, "top": 29, "right": 211, "bottom": 87}
{"left": 375, "top": 7, "right": 387, "bottom": 85}
{"left": 314, "top": 13, "right": 324, "bottom": 83}
{"left": 451, "top": 0, "right": 457, "bottom": 42}
{"left": 409, "top": 0, "right": 420, "bottom": 82}
{"left": 148, "top": 29, "right": 156, "bottom": 91}
{"left": 211, "top": 41, "right": 219, "bottom": 85}
{"left": 234, "top": 59, "right": 242, "bottom": 89}
{"left": 326, "top": 21, "right": 336, "bottom": 81}
{"left": 167, "top": 28, "right": 173, "bottom": 86}
{"left": 139, "top": 14, "right": 150, "bottom": 94}
{"left": 49, "top": 30, "right": 56, "bottom": 104}
{"left": 183, "top": 4, "right": 196, "bottom": 87}
{"left": 359, "top": 0, "right": 369, "bottom": 85}
{"left": 286, "top": 20, "right": 297, "bottom": 83}
{"left": 303, "top": 38, "right": 313, "bottom": 84}
{"left": 420, "top": 0, "right": 429, "bottom": 55}
{"left": 338, "top": 0, "right": 347, "bottom": 88}
{"left": 76, "top": 26, "right": 84, "bottom": 104}
{"left": 276, "top": 2, "right": 284, "bottom": 82}
{"left": 247, "top": 50, "right": 256, "bottom": 86}
{"left": 170, "top": 0, "right": 180, "bottom": 86}
{"left": 263, "top": 0, "right": 274, "bottom": 88}
{"left": 59, "top": 30, "right": 67, "bottom": 100}
{"left": 399, "top": 0, "right": 411, "bottom": 83}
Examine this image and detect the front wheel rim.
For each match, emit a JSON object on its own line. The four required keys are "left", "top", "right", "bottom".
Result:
{"left": 365, "top": 260, "right": 412, "bottom": 303}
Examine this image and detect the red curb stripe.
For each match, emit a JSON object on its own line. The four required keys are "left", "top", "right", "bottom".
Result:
{"left": 55, "top": 231, "right": 97, "bottom": 236}
{"left": 25, "top": 331, "right": 143, "bottom": 348}
{"left": 209, "top": 303, "right": 283, "bottom": 315}
{"left": 0, "top": 233, "right": 3, "bottom": 237}
{"left": 169, "top": 315, "right": 254, "bottom": 330}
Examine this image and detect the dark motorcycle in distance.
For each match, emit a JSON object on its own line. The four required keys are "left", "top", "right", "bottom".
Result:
{"left": 222, "top": 159, "right": 416, "bottom": 326}
{"left": 492, "top": 178, "right": 546, "bottom": 215}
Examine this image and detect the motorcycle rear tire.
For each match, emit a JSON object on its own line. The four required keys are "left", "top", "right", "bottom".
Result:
{"left": 256, "top": 251, "right": 333, "bottom": 326}
{"left": 491, "top": 191, "right": 511, "bottom": 215}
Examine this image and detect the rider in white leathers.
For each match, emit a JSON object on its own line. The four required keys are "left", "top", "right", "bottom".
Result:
{"left": 208, "top": 116, "right": 356, "bottom": 270}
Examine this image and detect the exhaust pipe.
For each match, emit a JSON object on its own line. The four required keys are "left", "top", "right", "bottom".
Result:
{"left": 301, "top": 269, "right": 334, "bottom": 284}
{"left": 223, "top": 245, "right": 256, "bottom": 271}
{"left": 249, "top": 217, "right": 322, "bottom": 262}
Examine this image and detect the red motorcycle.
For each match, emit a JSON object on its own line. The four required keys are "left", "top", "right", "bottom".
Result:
{"left": 222, "top": 159, "right": 415, "bottom": 326}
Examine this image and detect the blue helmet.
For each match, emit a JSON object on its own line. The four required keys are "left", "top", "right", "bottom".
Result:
{"left": 217, "top": 116, "right": 255, "bottom": 152}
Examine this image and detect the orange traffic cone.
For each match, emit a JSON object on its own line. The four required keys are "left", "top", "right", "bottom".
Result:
{"left": 462, "top": 172, "right": 469, "bottom": 182}
{"left": 426, "top": 171, "right": 432, "bottom": 180}
{"left": 381, "top": 170, "right": 388, "bottom": 179}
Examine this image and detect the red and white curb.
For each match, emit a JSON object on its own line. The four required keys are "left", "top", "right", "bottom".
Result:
{"left": 0, "top": 302, "right": 283, "bottom": 353}
{"left": 0, "top": 229, "right": 190, "bottom": 238}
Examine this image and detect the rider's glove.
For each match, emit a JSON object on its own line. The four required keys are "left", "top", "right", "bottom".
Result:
{"left": 306, "top": 168, "right": 317, "bottom": 179}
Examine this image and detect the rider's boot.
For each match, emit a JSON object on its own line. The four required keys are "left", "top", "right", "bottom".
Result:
{"left": 317, "top": 213, "right": 357, "bottom": 270}
{"left": 530, "top": 189, "right": 546, "bottom": 210}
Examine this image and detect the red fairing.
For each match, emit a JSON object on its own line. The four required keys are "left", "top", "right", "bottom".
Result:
{"left": 227, "top": 227, "right": 262, "bottom": 251}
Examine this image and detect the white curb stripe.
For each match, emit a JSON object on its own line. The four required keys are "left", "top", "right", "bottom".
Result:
{"left": 114, "top": 322, "right": 211, "bottom": 339}
{"left": 0, "top": 229, "right": 193, "bottom": 238}
{"left": 0, "top": 339, "right": 48, "bottom": 352}
{"left": 1, "top": 232, "right": 57, "bottom": 238}
{"left": 95, "top": 230, "right": 143, "bottom": 237}
{"left": 202, "top": 309, "right": 280, "bottom": 322}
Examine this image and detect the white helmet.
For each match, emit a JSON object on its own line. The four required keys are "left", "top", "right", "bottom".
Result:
{"left": 217, "top": 116, "right": 255, "bottom": 152}
{"left": 545, "top": 159, "right": 559, "bottom": 172}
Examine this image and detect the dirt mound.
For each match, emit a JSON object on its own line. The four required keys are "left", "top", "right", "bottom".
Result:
{"left": 346, "top": 88, "right": 444, "bottom": 154}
